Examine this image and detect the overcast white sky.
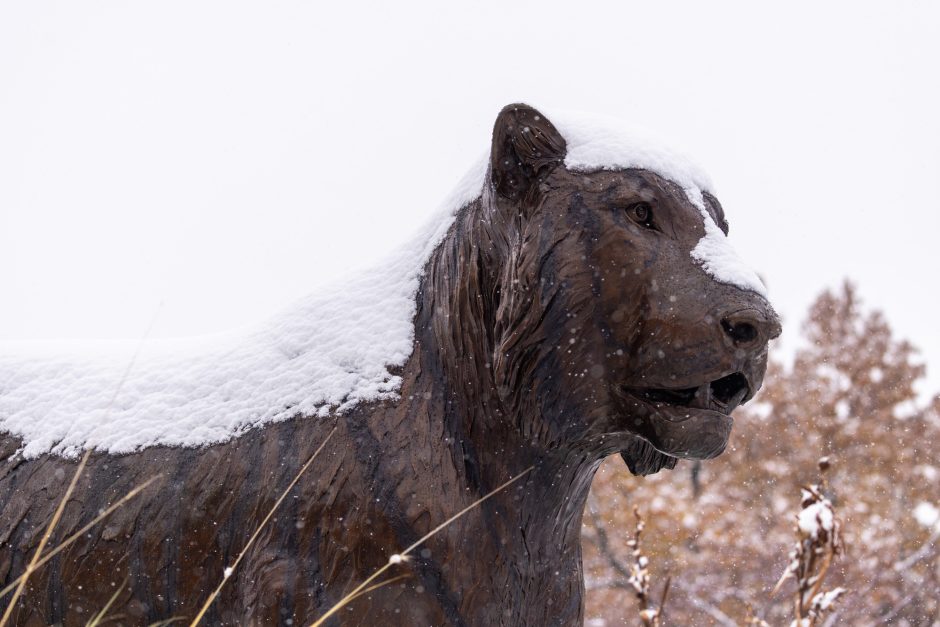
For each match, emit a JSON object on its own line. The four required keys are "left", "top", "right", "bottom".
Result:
{"left": 1, "top": 1, "right": 938, "bottom": 398}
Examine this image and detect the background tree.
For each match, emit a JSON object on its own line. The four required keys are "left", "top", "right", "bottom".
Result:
{"left": 583, "top": 281, "right": 940, "bottom": 626}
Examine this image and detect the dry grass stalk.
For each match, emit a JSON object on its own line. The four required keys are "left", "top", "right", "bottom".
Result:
{"left": 86, "top": 576, "right": 128, "bottom": 627}
{"left": 188, "top": 426, "right": 337, "bottom": 627}
{"left": 773, "top": 457, "right": 846, "bottom": 627}
{"left": 626, "top": 506, "right": 670, "bottom": 627}
{"left": 1, "top": 313, "right": 156, "bottom": 624}
{"left": 346, "top": 573, "right": 413, "bottom": 603}
{"left": 0, "top": 475, "right": 160, "bottom": 602}
{"left": 0, "top": 449, "right": 91, "bottom": 627}
{"left": 309, "top": 466, "right": 534, "bottom": 627}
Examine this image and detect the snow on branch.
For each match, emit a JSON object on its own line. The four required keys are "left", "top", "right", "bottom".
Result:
{"left": 772, "top": 457, "right": 847, "bottom": 627}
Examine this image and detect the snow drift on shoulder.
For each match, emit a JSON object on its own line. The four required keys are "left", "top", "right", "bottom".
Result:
{"left": 0, "top": 107, "right": 768, "bottom": 457}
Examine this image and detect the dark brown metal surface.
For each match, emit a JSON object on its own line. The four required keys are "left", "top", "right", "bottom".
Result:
{"left": 0, "top": 104, "right": 779, "bottom": 626}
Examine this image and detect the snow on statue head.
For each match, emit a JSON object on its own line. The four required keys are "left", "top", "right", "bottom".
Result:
{"left": 0, "top": 103, "right": 781, "bottom": 625}
{"left": 449, "top": 102, "right": 780, "bottom": 474}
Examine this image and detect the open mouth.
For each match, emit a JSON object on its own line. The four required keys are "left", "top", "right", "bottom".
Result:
{"left": 617, "top": 372, "right": 752, "bottom": 463}
{"left": 627, "top": 372, "right": 751, "bottom": 416}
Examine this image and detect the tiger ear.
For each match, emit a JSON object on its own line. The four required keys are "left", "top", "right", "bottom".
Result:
{"left": 489, "top": 104, "right": 566, "bottom": 201}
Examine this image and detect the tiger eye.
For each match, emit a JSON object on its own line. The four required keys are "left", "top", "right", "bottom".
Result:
{"left": 631, "top": 202, "right": 651, "bottom": 223}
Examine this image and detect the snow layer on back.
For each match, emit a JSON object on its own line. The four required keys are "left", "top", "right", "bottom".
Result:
{"left": 1, "top": 106, "right": 768, "bottom": 457}
{"left": 0, "top": 159, "right": 487, "bottom": 458}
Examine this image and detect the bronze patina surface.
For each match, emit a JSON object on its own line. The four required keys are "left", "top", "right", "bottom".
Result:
{"left": 0, "top": 104, "right": 779, "bottom": 626}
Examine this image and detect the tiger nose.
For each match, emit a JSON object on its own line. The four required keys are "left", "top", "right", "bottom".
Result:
{"left": 720, "top": 309, "right": 782, "bottom": 349}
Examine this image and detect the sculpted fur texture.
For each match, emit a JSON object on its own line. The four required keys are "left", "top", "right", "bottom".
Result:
{"left": 0, "top": 104, "right": 780, "bottom": 626}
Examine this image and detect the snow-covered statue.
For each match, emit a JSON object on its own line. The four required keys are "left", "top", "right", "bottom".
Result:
{"left": 0, "top": 104, "right": 779, "bottom": 625}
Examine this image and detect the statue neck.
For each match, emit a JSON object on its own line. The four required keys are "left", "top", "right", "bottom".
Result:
{"left": 383, "top": 198, "right": 599, "bottom": 623}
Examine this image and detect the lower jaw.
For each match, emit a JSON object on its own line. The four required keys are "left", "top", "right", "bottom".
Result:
{"left": 623, "top": 397, "right": 734, "bottom": 460}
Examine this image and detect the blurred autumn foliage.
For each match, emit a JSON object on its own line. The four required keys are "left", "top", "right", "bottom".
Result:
{"left": 583, "top": 282, "right": 940, "bottom": 626}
